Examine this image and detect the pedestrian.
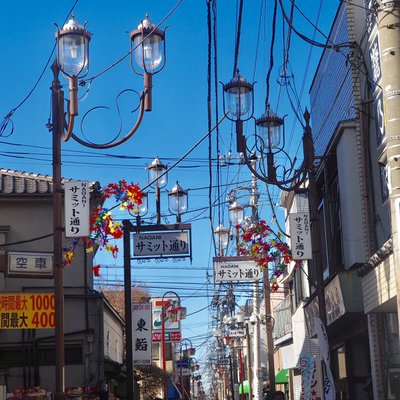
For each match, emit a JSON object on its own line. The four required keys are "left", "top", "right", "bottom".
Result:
{"left": 271, "top": 391, "right": 286, "bottom": 400}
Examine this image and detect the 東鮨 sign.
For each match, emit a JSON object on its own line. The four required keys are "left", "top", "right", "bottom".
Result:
{"left": 288, "top": 212, "right": 312, "bottom": 260}
{"left": 132, "top": 303, "right": 152, "bottom": 366}
{"left": 8, "top": 252, "right": 53, "bottom": 277}
{"left": 213, "top": 257, "right": 261, "bottom": 283}
{"left": 0, "top": 293, "right": 55, "bottom": 329}
{"left": 133, "top": 231, "right": 190, "bottom": 258}
{"left": 64, "top": 181, "right": 90, "bottom": 238}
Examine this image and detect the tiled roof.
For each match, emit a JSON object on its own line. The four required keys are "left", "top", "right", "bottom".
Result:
{"left": 0, "top": 169, "right": 100, "bottom": 195}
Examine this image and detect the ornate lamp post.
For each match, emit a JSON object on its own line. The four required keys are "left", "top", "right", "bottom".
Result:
{"left": 160, "top": 291, "right": 186, "bottom": 400}
{"left": 51, "top": 13, "right": 166, "bottom": 400}
{"left": 222, "top": 68, "right": 325, "bottom": 396}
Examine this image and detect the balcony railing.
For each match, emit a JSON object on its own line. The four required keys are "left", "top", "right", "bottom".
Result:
{"left": 272, "top": 295, "right": 292, "bottom": 340}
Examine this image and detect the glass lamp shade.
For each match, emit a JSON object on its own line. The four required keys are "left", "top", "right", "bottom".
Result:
{"left": 228, "top": 201, "right": 244, "bottom": 226}
{"left": 236, "top": 311, "right": 245, "bottom": 324}
{"left": 136, "top": 191, "right": 148, "bottom": 216}
{"left": 147, "top": 157, "right": 168, "bottom": 188}
{"left": 223, "top": 70, "right": 253, "bottom": 117}
{"left": 57, "top": 16, "right": 91, "bottom": 77}
{"left": 256, "top": 106, "right": 284, "bottom": 149}
{"left": 168, "top": 181, "right": 188, "bottom": 215}
{"left": 214, "top": 224, "right": 230, "bottom": 253}
{"left": 131, "top": 14, "right": 164, "bottom": 71}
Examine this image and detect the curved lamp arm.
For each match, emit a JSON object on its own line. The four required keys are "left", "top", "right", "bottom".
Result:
{"left": 52, "top": 60, "right": 153, "bottom": 149}
{"left": 240, "top": 112, "right": 314, "bottom": 191}
{"left": 64, "top": 88, "right": 147, "bottom": 149}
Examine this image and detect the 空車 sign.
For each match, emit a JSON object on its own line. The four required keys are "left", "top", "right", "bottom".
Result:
{"left": 288, "top": 212, "right": 312, "bottom": 260}
{"left": 0, "top": 293, "right": 55, "bottom": 329}
{"left": 133, "top": 231, "right": 190, "bottom": 258}
{"left": 213, "top": 258, "right": 260, "bottom": 282}
{"left": 8, "top": 252, "right": 53, "bottom": 277}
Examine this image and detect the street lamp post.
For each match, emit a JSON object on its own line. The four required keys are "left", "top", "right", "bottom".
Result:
{"left": 160, "top": 291, "right": 185, "bottom": 400}
{"left": 180, "top": 338, "right": 194, "bottom": 400}
{"left": 222, "top": 67, "right": 326, "bottom": 394}
{"left": 51, "top": 13, "right": 166, "bottom": 400}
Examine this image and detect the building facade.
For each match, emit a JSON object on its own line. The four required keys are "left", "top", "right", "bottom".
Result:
{"left": 274, "top": 0, "right": 400, "bottom": 398}
{"left": 0, "top": 169, "right": 126, "bottom": 399}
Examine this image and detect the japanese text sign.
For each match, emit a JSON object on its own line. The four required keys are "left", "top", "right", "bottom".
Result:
{"left": 8, "top": 252, "right": 53, "bottom": 276}
{"left": 289, "top": 212, "right": 312, "bottom": 260}
{"left": 64, "top": 181, "right": 90, "bottom": 237}
{"left": 133, "top": 231, "right": 189, "bottom": 258}
{"left": 0, "top": 293, "right": 55, "bottom": 329}
{"left": 152, "top": 330, "right": 181, "bottom": 343}
{"left": 213, "top": 259, "right": 260, "bottom": 283}
{"left": 132, "top": 303, "right": 152, "bottom": 366}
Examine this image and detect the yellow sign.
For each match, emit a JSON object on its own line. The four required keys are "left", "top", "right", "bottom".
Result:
{"left": 0, "top": 293, "right": 55, "bottom": 329}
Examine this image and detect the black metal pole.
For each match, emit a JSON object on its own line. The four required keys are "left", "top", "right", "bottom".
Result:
{"left": 51, "top": 60, "right": 65, "bottom": 400}
{"left": 123, "top": 220, "right": 134, "bottom": 400}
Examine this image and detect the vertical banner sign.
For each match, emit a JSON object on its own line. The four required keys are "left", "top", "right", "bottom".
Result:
{"left": 289, "top": 212, "right": 312, "bottom": 260}
{"left": 314, "top": 317, "right": 336, "bottom": 400}
{"left": 64, "top": 181, "right": 90, "bottom": 238}
{"left": 132, "top": 303, "right": 152, "bottom": 366}
{"left": 300, "top": 356, "right": 314, "bottom": 400}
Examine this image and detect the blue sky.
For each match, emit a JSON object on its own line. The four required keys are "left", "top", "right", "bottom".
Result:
{"left": 0, "top": 0, "right": 340, "bottom": 367}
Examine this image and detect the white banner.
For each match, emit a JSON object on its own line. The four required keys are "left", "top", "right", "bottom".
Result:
{"left": 214, "top": 260, "right": 261, "bottom": 282}
{"left": 314, "top": 317, "right": 336, "bottom": 400}
{"left": 289, "top": 212, "right": 312, "bottom": 260}
{"left": 64, "top": 181, "right": 90, "bottom": 237}
{"left": 133, "top": 303, "right": 152, "bottom": 366}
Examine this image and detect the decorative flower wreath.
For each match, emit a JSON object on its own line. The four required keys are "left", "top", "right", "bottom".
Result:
{"left": 237, "top": 220, "right": 296, "bottom": 291}
{"left": 63, "top": 180, "right": 143, "bottom": 276}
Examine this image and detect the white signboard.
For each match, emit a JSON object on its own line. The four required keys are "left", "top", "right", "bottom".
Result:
{"left": 8, "top": 252, "right": 53, "bottom": 276}
{"left": 133, "top": 231, "right": 190, "bottom": 257}
{"left": 214, "top": 260, "right": 260, "bottom": 282}
{"left": 228, "top": 328, "right": 245, "bottom": 338}
{"left": 132, "top": 303, "right": 152, "bottom": 366}
{"left": 152, "top": 297, "right": 181, "bottom": 331}
{"left": 64, "top": 181, "right": 90, "bottom": 237}
{"left": 289, "top": 212, "right": 312, "bottom": 260}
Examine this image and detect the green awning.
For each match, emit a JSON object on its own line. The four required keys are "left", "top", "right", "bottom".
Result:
{"left": 275, "top": 368, "right": 289, "bottom": 384}
{"left": 239, "top": 380, "right": 249, "bottom": 394}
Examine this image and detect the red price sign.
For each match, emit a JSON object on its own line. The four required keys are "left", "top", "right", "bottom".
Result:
{"left": 0, "top": 293, "right": 55, "bottom": 329}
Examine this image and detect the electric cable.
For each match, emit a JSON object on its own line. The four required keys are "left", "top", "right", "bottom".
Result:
{"left": 0, "top": 0, "right": 79, "bottom": 138}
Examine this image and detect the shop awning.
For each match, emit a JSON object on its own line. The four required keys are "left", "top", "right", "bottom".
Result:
{"left": 275, "top": 368, "right": 289, "bottom": 384}
{"left": 239, "top": 380, "right": 249, "bottom": 394}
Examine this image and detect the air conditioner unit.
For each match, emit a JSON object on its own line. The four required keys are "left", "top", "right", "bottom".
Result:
{"left": 388, "top": 368, "right": 400, "bottom": 400}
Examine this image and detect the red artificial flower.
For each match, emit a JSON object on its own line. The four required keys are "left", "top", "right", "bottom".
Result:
{"left": 92, "top": 265, "right": 101, "bottom": 277}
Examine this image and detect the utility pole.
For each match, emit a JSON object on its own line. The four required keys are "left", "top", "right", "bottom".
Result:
{"left": 250, "top": 159, "right": 262, "bottom": 400}
{"left": 376, "top": 0, "right": 400, "bottom": 344}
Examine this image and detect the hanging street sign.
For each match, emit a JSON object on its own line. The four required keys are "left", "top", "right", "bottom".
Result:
{"left": 64, "top": 181, "right": 90, "bottom": 238}
{"left": 8, "top": 252, "right": 53, "bottom": 277}
{"left": 132, "top": 303, "right": 152, "bottom": 366}
{"left": 0, "top": 293, "right": 55, "bottom": 329}
{"left": 288, "top": 212, "right": 312, "bottom": 260}
{"left": 213, "top": 257, "right": 261, "bottom": 283}
{"left": 133, "top": 230, "right": 191, "bottom": 258}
